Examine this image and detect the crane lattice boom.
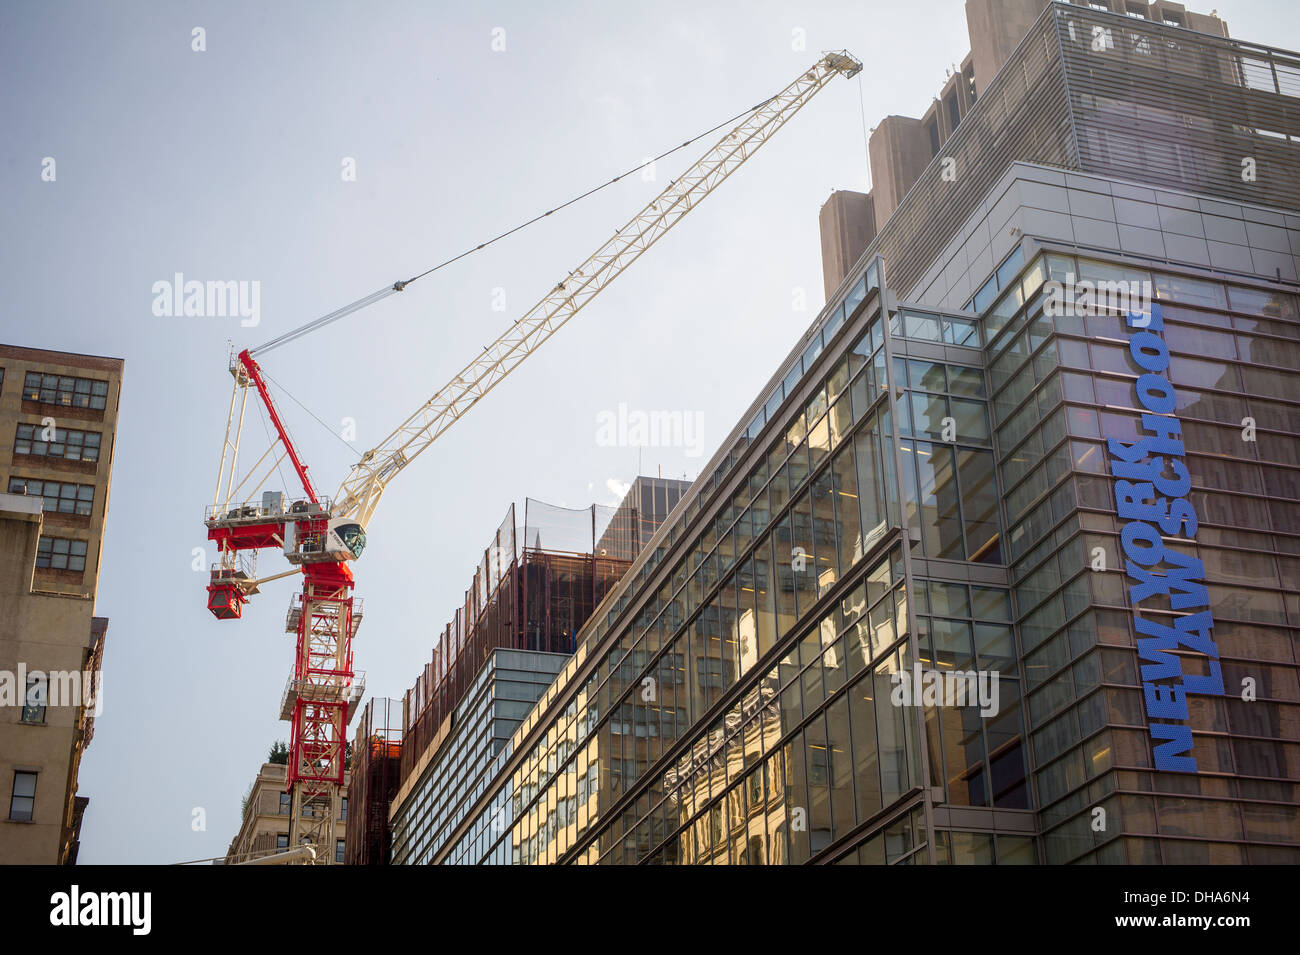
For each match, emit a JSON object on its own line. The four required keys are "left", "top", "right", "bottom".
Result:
{"left": 332, "top": 51, "right": 861, "bottom": 527}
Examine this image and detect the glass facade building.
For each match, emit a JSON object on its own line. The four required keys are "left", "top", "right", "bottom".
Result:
{"left": 980, "top": 246, "right": 1300, "bottom": 863}
{"left": 401, "top": 3, "right": 1300, "bottom": 865}
{"left": 390, "top": 649, "right": 569, "bottom": 865}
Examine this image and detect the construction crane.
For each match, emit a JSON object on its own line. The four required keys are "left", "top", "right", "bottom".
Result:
{"left": 202, "top": 50, "right": 862, "bottom": 861}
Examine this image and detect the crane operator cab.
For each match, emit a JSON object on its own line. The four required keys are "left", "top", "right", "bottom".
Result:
{"left": 284, "top": 517, "right": 367, "bottom": 564}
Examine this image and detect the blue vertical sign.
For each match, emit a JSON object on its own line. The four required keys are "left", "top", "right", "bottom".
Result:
{"left": 1107, "top": 303, "right": 1224, "bottom": 772}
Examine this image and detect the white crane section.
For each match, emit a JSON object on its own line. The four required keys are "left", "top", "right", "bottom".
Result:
{"left": 331, "top": 51, "right": 862, "bottom": 528}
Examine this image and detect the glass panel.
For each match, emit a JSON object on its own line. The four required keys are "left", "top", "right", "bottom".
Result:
{"left": 958, "top": 448, "right": 1001, "bottom": 564}
{"left": 810, "top": 469, "right": 838, "bottom": 597}
{"left": 908, "top": 359, "right": 946, "bottom": 394}
{"left": 996, "top": 247, "right": 1025, "bottom": 289}
{"left": 1227, "top": 284, "right": 1297, "bottom": 319}
{"left": 903, "top": 311, "right": 942, "bottom": 342}
{"left": 950, "top": 398, "right": 990, "bottom": 444}
{"left": 909, "top": 392, "right": 949, "bottom": 439}
{"left": 913, "top": 442, "right": 964, "bottom": 560}
{"left": 791, "top": 492, "right": 817, "bottom": 617}
{"left": 854, "top": 426, "right": 885, "bottom": 534}
{"left": 831, "top": 443, "right": 862, "bottom": 572}
{"left": 971, "top": 586, "right": 1011, "bottom": 621}
{"left": 972, "top": 276, "right": 998, "bottom": 314}
{"left": 849, "top": 674, "right": 882, "bottom": 820}
{"left": 802, "top": 334, "right": 825, "bottom": 373}
{"left": 947, "top": 365, "right": 986, "bottom": 398}
{"left": 845, "top": 275, "right": 868, "bottom": 315}
{"left": 1155, "top": 272, "right": 1227, "bottom": 310}
{"left": 945, "top": 316, "right": 980, "bottom": 347}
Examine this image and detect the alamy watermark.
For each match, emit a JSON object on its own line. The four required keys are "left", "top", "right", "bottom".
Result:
{"left": 890, "top": 663, "right": 1000, "bottom": 717}
{"left": 151, "top": 273, "right": 260, "bottom": 327}
{"left": 0, "top": 665, "right": 103, "bottom": 716}
{"left": 1043, "top": 272, "right": 1153, "bottom": 324}
{"left": 596, "top": 403, "right": 704, "bottom": 458}
{"left": 50, "top": 886, "right": 150, "bottom": 935}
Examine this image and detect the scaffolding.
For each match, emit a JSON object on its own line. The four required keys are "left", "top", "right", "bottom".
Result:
{"left": 336, "top": 483, "right": 689, "bottom": 862}
{"left": 396, "top": 499, "right": 633, "bottom": 793}
{"left": 344, "top": 697, "right": 403, "bottom": 866}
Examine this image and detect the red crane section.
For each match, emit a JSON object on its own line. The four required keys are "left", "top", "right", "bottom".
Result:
{"left": 206, "top": 349, "right": 361, "bottom": 854}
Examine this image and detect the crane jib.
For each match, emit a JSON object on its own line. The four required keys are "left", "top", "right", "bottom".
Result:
{"left": 329, "top": 51, "right": 860, "bottom": 529}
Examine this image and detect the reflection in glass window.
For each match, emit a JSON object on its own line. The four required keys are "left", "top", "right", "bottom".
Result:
{"left": 946, "top": 316, "right": 980, "bottom": 347}
{"left": 971, "top": 586, "right": 1012, "bottom": 621}
{"left": 1155, "top": 272, "right": 1227, "bottom": 310}
{"left": 845, "top": 274, "right": 868, "bottom": 314}
{"left": 950, "top": 398, "right": 990, "bottom": 444}
{"left": 911, "top": 441, "right": 964, "bottom": 560}
{"left": 36, "top": 536, "right": 88, "bottom": 572}
{"left": 7, "top": 477, "right": 94, "bottom": 516}
{"left": 908, "top": 359, "right": 946, "bottom": 393}
{"left": 1227, "top": 284, "right": 1298, "bottom": 319}
{"left": 854, "top": 424, "right": 887, "bottom": 535}
{"left": 958, "top": 448, "right": 1001, "bottom": 564}
{"left": 996, "top": 246, "right": 1025, "bottom": 290}
{"left": 22, "top": 372, "right": 109, "bottom": 410}
{"left": 909, "top": 393, "right": 949, "bottom": 439}
{"left": 1166, "top": 323, "right": 1236, "bottom": 360}
{"left": 1090, "top": 342, "right": 1140, "bottom": 375}
{"left": 973, "top": 276, "right": 998, "bottom": 314}
{"left": 1067, "top": 406, "right": 1101, "bottom": 439}
{"left": 1057, "top": 338, "right": 1089, "bottom": 369}
{"left": 947, "top": 365, "right": 986, "bottom": 397}
{"left": 1168, "top": 355, "right": 1243, "bottom": 392}
{"left": 903, "top": 311, "right": 942, "bottom": 342}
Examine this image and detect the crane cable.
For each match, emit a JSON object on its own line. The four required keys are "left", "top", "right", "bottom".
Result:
{"left": 253, "top": 396, "right": 293, "bottom": 495}
{"left": 260, "top": 367, "right": 361, "bottom": 458}
{"left": 252, "top": 286, "right": 397, "bottom": 357}
{"left": 249, "top": 95, "right": 775, "bottom": 357}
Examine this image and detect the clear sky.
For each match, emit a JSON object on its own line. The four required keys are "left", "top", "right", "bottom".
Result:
{"left": 4, "top": 0, "right": 1297, "bottom": 864}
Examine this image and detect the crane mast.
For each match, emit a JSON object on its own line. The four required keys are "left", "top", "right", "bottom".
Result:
{"left": 202, "top": 50, "right": 861, "bottom": 863}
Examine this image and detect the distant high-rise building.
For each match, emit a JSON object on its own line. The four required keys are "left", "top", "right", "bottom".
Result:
{"left": 428, "top": 2, "right": 1300, "bottom": 865}
{"left": 596, "top": 476, "right": 693, "bottom": 559}
{"left": 0, "top": 344, "right": 122, "bottom": 864}
{"left": 820, "top": 190, "right": 878, "bottom": 300}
